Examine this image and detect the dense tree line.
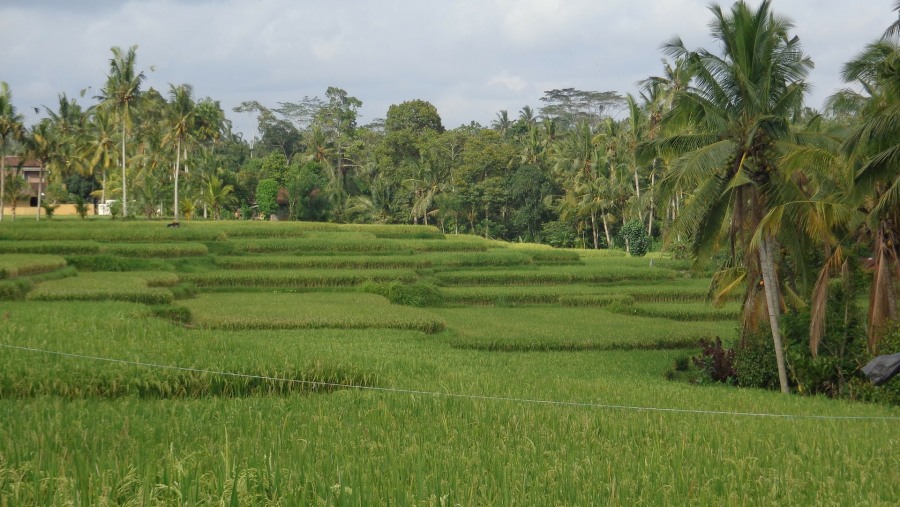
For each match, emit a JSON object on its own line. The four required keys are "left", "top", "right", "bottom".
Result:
{"left": 1, "top": 1, "right": 898, "bottom": 394}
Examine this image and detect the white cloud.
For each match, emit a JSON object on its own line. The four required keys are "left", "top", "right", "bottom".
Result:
{"left": 488, "top": 73, "right": 528, "bottom": 92}
{"left": 0, "top": 0, "right": 895, "bottom": 132}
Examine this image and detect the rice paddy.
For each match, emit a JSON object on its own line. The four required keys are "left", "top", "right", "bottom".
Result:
{"left": 0, "top": 219, "right": 897, "bottom": 505}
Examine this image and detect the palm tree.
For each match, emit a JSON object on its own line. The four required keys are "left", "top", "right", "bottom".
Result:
{"left": 25, "top": 122, "right": 57, "bottom": 221}
{"left": 163, "top": 83, "right": 196, "bottom": 222}
{"left": 85, "top": 107, "right": 117, "bottom": 204}
{"left": 838, "top": 39, "right": 900, "bottom": 348}
{"left": 96, "top": 45, "right": 145, "bottom": 218}
{"left": 200, "top": 175, "right": 237, "bottom": 220}
{"left": 0, "top": 81, "right": 24, "bottom": 222}
{"left": 491, "top": 110, "right": 511, "bottom": 136}
{"left": 649, "top": 0, "right": 813, "bottom": 393}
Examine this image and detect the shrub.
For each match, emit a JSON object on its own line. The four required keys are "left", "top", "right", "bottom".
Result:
{"left": 733, "top": 332, "right": 780, "bottom": 389}
{"left": 692, "top": 337, "right": 736, "bottom": 384}
{"left": 619, "top": 219, "right": 649, "bottom": 257}
{"left": 362, "top": 281, "right": 444, "bottom": 307}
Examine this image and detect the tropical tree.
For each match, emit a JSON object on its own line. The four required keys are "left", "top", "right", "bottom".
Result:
{"left": 200, "top": 175, "right": 237, "bottom": 220}
{"left": 0, "top": 81, "right": 24, "bottom": 222}
{"left": 648, "top": 0, "right": 813, "bottom": 393}
{"left": 96, "top": 45, "right": 145, "bottom": 217}
{"left": 24, "top": 122, "right": 57, "bottom": 221}
{"left": 837, "top": 38, "right": 900, "bottom": 348}
{"left": 164, "top": 83, "right": 196, "bottom": 222}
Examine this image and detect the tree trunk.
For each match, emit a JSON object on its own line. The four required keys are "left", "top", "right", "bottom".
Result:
{"left": 121, "top": 121, "right": 127, "bottom": 217}
{"left": 759, "top": 234, "right": 790, "bottom": 394}
{"left": 36, "top": 163, "right": 42, "bottom": 221}
{"left": 633, "top": 168, "right": 642, "bottom": 222}
{"left": 602, "top": 214, "right": 612, "bottom": 248}
{"left": 647, "top": 171, "right": 655, "bottom": 237}
{"left": 173, "top": 137, "right": 181, "bottom": 222}
{"left": 590, "top": 211, "right": 599, "bottom": 249}
{"left": 1, "top": 153, "right": 5, "bottom": 222}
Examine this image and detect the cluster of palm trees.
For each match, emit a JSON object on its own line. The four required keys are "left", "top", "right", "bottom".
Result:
{"left": 640, "top": 0, "right": 900, "bottom": 392}
{"left": 0, "top": 45, "right": 236, "bottom": 223}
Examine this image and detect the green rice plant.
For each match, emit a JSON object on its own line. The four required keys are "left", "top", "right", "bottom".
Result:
{"left": 180, "top": 293, "right": 445, "bottom": 333}
{"left": 64, "top": 255, "right": 171, "bottom": 272}
{"left": 0, "top": 240, "right": 101, "bottom": 254}
{"left": 101, "top": 242, "right": 209, "bottom": 257}
{"left": 0, "top": 302, "right": 380, "bottom": 401}
{"left": 0, "top": 221, "right": 227, "bottom": 242}
{"left": 0, "top": 298, "right": 898, "bottom": 505}
{"left": 440, "top": 285, "right": 592, "bottom": 305}
{"left": 26, "top": 272, "right": 178, "bottom": 305}
{"left": 435, "top": 264, "right": 678, "bottom": 286}
{"left": 609, "top": 301, "right": 742, "bottom": 321}
{"left": 434, "top": 306, "right": 734, "bottom": 351}
{"left": 230, "top": 237, "right": 487, "bottom": 254}
{"left": 521, "top": 249, "right": 584, "bottom": 264}
{"left": 428, "top": 250, "right": 534, "bottom": 267}
{"left": 214, "top": 254, "right": 432, "bottom": 270}
{"left": 558, "top": 294, "right": 636, "bottom": 307}
{"left": 0, "top": 255, "right": 67, "bottom": 279}
{"left": 183, "top": 268, "right": 419, "bottom": 288}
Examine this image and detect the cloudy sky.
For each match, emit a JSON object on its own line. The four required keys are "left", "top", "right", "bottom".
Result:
{"left": 1, "top": 0, "right": 895, "bottom": 137}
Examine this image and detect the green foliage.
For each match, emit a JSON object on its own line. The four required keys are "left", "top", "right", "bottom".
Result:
{"left": 733, "top": 332, "right": 780, "bottom": 390}
{"left": 782, "top": 281, "right": 864, "bottom": 398}
{"left": 542, "top": 220, "right": 578, "bottom": 248}
{"left": 362, "top": 281, "right": 444, "bottom": 307}
{"left": 619, "top": 219, "right": 649, "bottom": 256}
{"left": 73, "top": 195, "right": 89, "bottom": 219}
{"left": 39, "top": 201, "right": 58, "bottom": 218}
{"left": 255, "top": 178, "right": 279, "bottom": 219}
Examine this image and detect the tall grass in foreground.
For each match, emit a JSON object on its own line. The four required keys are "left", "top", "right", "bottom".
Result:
{"left": 0, "top": 301, "right": 897, "bottom": 505}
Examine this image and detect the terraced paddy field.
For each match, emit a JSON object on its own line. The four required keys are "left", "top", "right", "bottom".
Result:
{"left": 0, "top": 219, "right": 897, "bottom": 505}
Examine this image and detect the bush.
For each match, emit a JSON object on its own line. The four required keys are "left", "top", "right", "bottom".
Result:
{"left": 733, "top": 332, "right": 780, "bottom": 389}
{"left": 362, "top": 281, "right": 443, "bottom": 307}
{"left": 542, "top": 220, "right": 577, "bottom": 248}
{"left": 692, "top": 337, "right": 736, "bottom": 384}
{"left": 619, "top": 219, "right": 649, "bottom": 257}
{"left": 40, "top": 201, "right": 58, "bottom": 219}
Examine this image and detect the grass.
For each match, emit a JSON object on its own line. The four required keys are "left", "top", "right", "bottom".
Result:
{"left": 0, "top": 220, "right": 897, "bottom": 505}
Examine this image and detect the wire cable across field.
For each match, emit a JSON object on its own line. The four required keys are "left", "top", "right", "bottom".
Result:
{"left": 2, "top": 342, "right": 898, "bottom": 421}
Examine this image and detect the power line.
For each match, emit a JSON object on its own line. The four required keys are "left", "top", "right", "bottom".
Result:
{"left": 1, "top": 342, "right": 898, "bottom": 421}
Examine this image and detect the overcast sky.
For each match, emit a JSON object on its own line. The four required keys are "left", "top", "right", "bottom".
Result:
{"left": 1, "top": 0, "right": 895, "bottom": 137}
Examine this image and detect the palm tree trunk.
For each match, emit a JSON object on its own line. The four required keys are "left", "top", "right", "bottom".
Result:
{"left": 173, "top": 137, "right": 181, "bottom": 222}
{"left": 759, "top": 234, "right": 790, "bottom": 394}
{"left": 602, "top": 214, "right": 612, "bottom": 248}
{"left": 590, "top": 211, "right": 599, "bottom": 249}
{"left": 36, "top": 163, "right": 42, "bottom": 221}
{"left": 647, "top": 171, "right": 655, "bottom": 236}
{"left": 1, "top": 153, "right": 5, "bottom": 222}
{"left": 121, "top": 121, "right": 127, "bottom": 217}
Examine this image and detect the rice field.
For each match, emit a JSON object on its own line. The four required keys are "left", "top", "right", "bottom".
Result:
{"left": 0, "top": 219, "right": 897, "bottom": 505}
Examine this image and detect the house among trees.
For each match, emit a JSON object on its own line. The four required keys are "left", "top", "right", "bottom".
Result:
{"left": 2, "top": 155, "right": 46, "bottom": 208}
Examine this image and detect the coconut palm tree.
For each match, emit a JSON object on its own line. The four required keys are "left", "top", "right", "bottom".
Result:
{"left": 0, "top": 81, "right": 24, "bottom": 222}
{"left": 837, "top": 39, "right": 900, "bottom": 348}
{"left": 96, "top": 45, "right": 145, "bottom": 218}
{"left": 648, "top": 0, "right": 813, "bottom": 393}
{"left": 163, "top": 83, "right": 196, "bottom": 222}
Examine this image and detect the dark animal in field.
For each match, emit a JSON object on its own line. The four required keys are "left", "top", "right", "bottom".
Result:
{"left": 167, "top": 222, "right": 180, "bottom": 228}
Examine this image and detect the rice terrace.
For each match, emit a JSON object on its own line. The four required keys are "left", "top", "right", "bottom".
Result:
{"left": 3, "top": 0, "right": 900, "bottom": 504}
{"left": 0, "top": 219, "right": 897, "bottom": 505}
